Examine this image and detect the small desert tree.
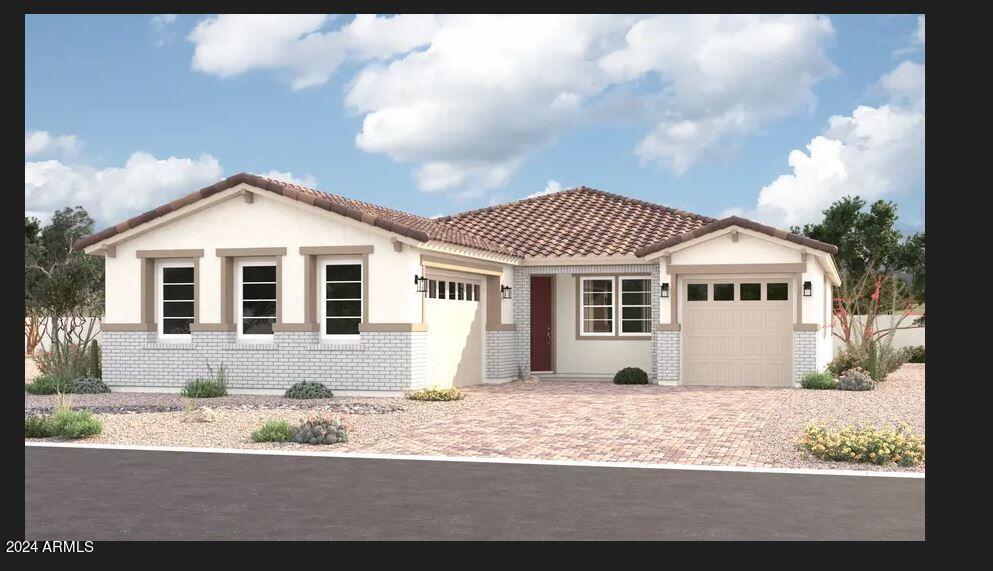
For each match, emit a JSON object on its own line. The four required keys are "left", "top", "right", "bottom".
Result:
{"left": 24, "top": 207, "right": 105, "bottom": 379}
{"left": 793, "top": 197, "right": 924, "bottom": 354}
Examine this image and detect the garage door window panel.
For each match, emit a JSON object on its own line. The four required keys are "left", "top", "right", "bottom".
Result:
{"left": 767, "top": 282, "right": 789, "bottom": 301}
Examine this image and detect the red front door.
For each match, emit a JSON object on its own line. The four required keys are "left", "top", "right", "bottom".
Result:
{"left": 530, "top": 276, "right": 553, "bottom": 372}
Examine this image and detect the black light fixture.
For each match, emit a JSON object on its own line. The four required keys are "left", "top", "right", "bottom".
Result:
{"left": 414, "top": 274, "right": 428, "bottom": 294}
{"left": 660, "top": 283, "right": 670, "bottom": 298}
{"left": 501, "top": 285, "right": 513, "bottom": 299}
{"left": 802, "top": 281, "right": 812, "bottom": 297}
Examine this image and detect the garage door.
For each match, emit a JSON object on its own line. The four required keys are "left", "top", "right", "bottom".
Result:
{"left": 682, "top": 280, "right": 793, "bottom": 387}
{"left": 424, "top": 272, "right": 484, "bottom": 387}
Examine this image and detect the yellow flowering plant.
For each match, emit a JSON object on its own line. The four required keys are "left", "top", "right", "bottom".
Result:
{"left": 798, "top": 422, "right": 924, "bottom": 467}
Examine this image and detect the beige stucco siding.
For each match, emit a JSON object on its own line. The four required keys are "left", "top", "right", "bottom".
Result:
{"left": 552, "top": 274, "right": 651, "bottom": 376}
{"left": 103, "top": 191, "right": 424, "bottom": 325}
{"left": 659, "top": 229, "right": 833, "bottom": 328}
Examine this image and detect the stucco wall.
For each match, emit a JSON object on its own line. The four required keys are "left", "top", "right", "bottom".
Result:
{"left": 552, "top": 273, "right": 653, "bottom": 376}
{"left": 104, "top": 189, "right": 424, "bottom": 325}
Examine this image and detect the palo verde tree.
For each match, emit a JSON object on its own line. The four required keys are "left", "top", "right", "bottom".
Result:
{"left": 792, "top": 196, "right": 925, "bottom": 352}
{"left": 24, "top": 207, "right": 104, "bottom": 378}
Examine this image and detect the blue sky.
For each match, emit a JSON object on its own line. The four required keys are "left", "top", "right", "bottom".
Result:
{"left": 25, "top": 14, "right": 924, "bottom": 232}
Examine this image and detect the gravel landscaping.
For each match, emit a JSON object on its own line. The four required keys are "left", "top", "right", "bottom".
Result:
{"left": 24, "top": 364, "right": 924, "bottom": 472}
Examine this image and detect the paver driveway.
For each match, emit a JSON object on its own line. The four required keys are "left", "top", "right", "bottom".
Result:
{"left": 361, "top": 382, "right": 788, "bottom": 465}
{"left": 358, "top": 364, "right": 926, "bottom": 470}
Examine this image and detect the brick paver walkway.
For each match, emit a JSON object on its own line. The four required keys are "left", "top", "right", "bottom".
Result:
{"left": 360, "top": 381, "right": 794, "bottom": 466}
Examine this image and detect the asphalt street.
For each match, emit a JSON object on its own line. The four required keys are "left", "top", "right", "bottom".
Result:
{"left": 24, "top": 445, "right": 924, "bottom": 540}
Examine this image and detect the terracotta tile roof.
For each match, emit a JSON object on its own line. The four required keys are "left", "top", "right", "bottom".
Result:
{"left": 75, "top": 175, "right": 837, "bottom": 259}
{"left": 73, "top": 173, "right": 517, "bottom": 256}
{"left": 436, "top": 186, "right": 715, "bottom": 257}
{"left": 633, "top": 215, "right": 839, "bottom": 257}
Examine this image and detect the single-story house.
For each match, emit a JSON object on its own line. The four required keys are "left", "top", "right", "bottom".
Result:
{"left": 75, "top": 173, "right": 840, "bottom": 395}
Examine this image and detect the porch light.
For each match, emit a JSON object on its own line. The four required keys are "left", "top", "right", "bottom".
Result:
{"left": 803, "top": 281, "right": 812, "bottom": 297}
{"left": 660, "top": 283, "right": 670, "bottom": 298}
{"left": 501, "top": 285, "right": 513, "bottom": 299}
{"left": 414, "top": 274, "right": 428, "bottom": 294}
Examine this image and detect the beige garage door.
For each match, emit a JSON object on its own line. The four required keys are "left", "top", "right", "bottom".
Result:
{"left": 682, "top": 279, "right": 793, "bottom": 387}
{"left": 425, "top": 271, "right": 484, "bottom": 387}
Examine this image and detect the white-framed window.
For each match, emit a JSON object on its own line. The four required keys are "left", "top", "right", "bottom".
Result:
{"left": 236, "top": 259, "right": 277, "bottom": 342}
{"left": 619, "top": 277, "right": 651, "bottom": 335}
{"left": 580, "top": 276, "right": 614, "bottom": 336}
{"left": 322, "top": 258, "right": 363, "bottom": 339}
{"left": 158, "top": 260, "right": 194, "bottom": 340}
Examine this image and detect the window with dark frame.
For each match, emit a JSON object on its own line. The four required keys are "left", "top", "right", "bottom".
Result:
{"left": 240, "top": 265, "right": 276, "bottom": 335}
{"left": 325, "top": 263, "right": 362, "bottom": 335}
{"left": 162, "top": 266, "right": 194, "bottom": 335}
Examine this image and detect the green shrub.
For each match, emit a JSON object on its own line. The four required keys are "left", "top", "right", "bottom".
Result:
{"left": 181, "top": 366, "right": 228, "bottom": 398}
{"left": 904, "top": 345, "right": 925, "bottom": 363}
{"left": 24, "top": 374, "right": 70, "bottom": 395}
{"left": 613, "top": 367, "right": 649, "bottom": 385}
{"left": 827, "top": 351, "right": 862, "bottom": 378}
{"left": 863, "top": 339, "right": 906, "bottom": 381}
{"left": 406, "top": 387, "right": 466, "bottom": 401}
{"left": 801, "top": 371, "right": 836, "bottom": 390}
{"left": 837, "top": 367, "right": 875, "bottom": 391}
{"left": 24, "top": 415, "right": 54, "bottom": 438}
{"left": 47, "top": 409, "right": 102, "bottom": 439}
{"left": 68, "top": 377, "right": 110, "bottom": 394}
{"left": 798, "top": 422, "right": 925, "bottom": 467}
{"left": 251, "top": 420, "right": 295, "bottom": 443}
{"left": 292, "top": 416, "right": 349, "bottom": 445}
{"left": 284, "top": 381, "right": 333, "bottom": 399}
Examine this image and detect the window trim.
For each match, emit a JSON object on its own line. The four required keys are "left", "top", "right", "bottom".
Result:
{"left": 579, "top": 276, "right": 616, "bottom": 337}
{"left": 157, "top": 259, "right": 195, "bottom": 341}
{"left": 236, "top": 258, "right": 278, "bottom": 343}
{"left": 618, "top": 276, "right": 652, "bottom": 337}
{"left": 320, "top": 257, "right": 364, "bottom": 342}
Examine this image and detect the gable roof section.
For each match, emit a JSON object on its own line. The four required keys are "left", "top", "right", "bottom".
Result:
{"left": 437, "top": 187, "right": 714, "bottom": 257}
{"left": 633, "top": 215, "right": 839, "bottom": 257}
{"left": 73, "top": 173, "right": 517, "bottom": 256}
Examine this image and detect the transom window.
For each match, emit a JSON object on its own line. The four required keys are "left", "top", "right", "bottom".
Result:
{"left": 160, "top": 263, "right": 194, "bottom": 337}
{"left": 426, "top": 278, "right": 479, "bottom": 302}
{"left": 685, "top": 281, "right": 791, "bottom": 302}
{"left": 324, "top": 261, "right": 363, "bottom": 336}
{"left": 238, "top": 262, "right": 277, "bottom": 338}
{"left": 620, "top": 278, "right": 651, "bottom": 335}
{"left": 580, "top": 277, "right": 614, "bottom": 335}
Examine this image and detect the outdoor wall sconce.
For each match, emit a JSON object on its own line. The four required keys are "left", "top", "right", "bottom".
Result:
{"left": 660, "top": 283, "right": 670, "bottom": 298}
{"left": 501, "top": 285, "right": 513, "bottom": 299}
{"left": 414, "top": 274, "right": 428, "bottom": 294}
{"left": 803, "top": 281, "right": 812, "bottom": 297}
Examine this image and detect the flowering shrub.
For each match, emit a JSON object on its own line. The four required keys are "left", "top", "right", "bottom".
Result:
{"left": 798, "top": 422, "right": 925, "bottom": 467}
{"left": 406, "top": 387, "right": 466, "bottom": 401}
{"left": 837, "top": 367, "right": 875, "bottom": 391}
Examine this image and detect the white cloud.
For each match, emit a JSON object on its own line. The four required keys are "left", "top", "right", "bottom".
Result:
{"left": 727, "top": 60, "right": 924, "bottom": 227}
{"left": 256, "top": 170, "right": 318, "bottom": 188}
{"left": 527, "top": 180, "right": 564, "bottom": 198}
{"left": 25, "top": 151, "right": 223, "bottom": 226}
{"left": 915, "top": 15, "right": 925, "bottom": 45}
{"left": 25, "top": 131, "right": 80, "bottom": 158}
{"left": 188, "top": 14, "right": 838, "bottom": 193}
{"left": 150, "top": 14, "right": 179, "bottom": 46}
{"left": 188, "top": 14, "right": 437, "bottom": 90}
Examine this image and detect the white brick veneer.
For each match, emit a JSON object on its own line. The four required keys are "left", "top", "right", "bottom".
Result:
{"left": 102, "top": 330, "right": 427, "bottom": 392}
{"left": 513, "top": 264, "right": 660, "bottom": 381}
{"left": 655, "top": 330, "right": 680, "bottom": 384}
{"left": 793, "top": 330, "right": 817, "bottom": 387}
{"left": 485, "top": 330, "right": 518, "bottom": 381}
